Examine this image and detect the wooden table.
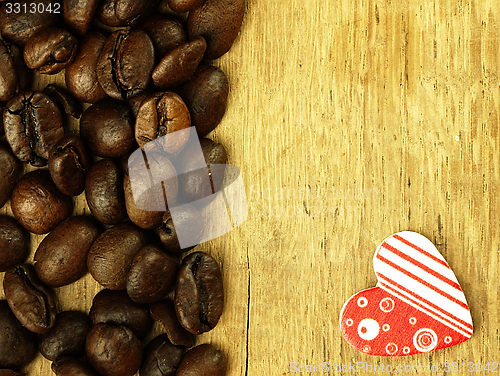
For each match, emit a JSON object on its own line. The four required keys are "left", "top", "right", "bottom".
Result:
{"left": 1, "top": 0, "right": 499, "bottom": 374}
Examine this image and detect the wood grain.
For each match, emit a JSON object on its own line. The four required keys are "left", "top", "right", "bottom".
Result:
{"left": 2, "top": 0, "right": 500, "bottom": 374}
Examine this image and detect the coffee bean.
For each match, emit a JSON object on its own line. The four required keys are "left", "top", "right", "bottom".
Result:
{"left": 23, "top": 28, "right": 78, "bottom": 75}
{"left": 87, "top": 222, "right": 148, "bottom": 290}
{"left": 86, "top": 323, "right": 142, "bottom": 376}
{"left": 157, "top": 205, "right": 204, "bottom": 254}
{"left": 150, "top": 299, "right": 195, "bottom": 347}
{"left": 0, "top": 143, "right": 20, "bottom": 208}
{"left": 0, "top": 300, "right": 38, "bottom": 369}
{"left": 43, "top": 84, "right": 82, "bottom": 119}
{"left": 176, "top": 344, "right": 227, "bottom": 376}
{"left": 97, "top": 30, "right": 155, "bottom": 100}
{"left": 126, "top": 244, "right": 178, "bottom": 304}
{"left": 0, "top": 104, "right": 4, "bottom": 136}
{"left": 89, "top": 289, "right": 151, "bottom": 339}
{"left": 0, "top": 369, "right": 26, "bottom": 376}
{"left": 167, "top": 0, "right": 205, "bottom": 13}
{"left": 97, "top": 0, "right": 158, "bottom": 27}
{"left": 140, "top": 334, "right": 185, "bottom": 376}
{"left": 85, "top": 159, "right": 127, "bottom": 225}
{"left": 38, "top": 311, "right": 91, "bottom": 361}
{"left": 187, "top": 0, "right": 245, "bottom": 59}
{"left": 3, "top": 264, "right": 58, "bottom": 334}
{"left": 0, "top": 216, "right": 29, "bottom": 273}
{"left": 48, "top": 135, "right": 90, "bottom": 197}
{"left": 80, "top": 99, "right": 135, "bottom": 158}
{"left": 140, "top": 14, "right": 188, "bottom": 60}
{"left": 51, "top": 357, "right": 97, "bottom": 376}
{"left": 152, "top": 37, "right": 206, "bottom": 89}
{"left": 34, "top": 216, "right": 101, "bottom": 287}
{"left": 4, "top": 91, "right": 65, "bottom": 166}
{"left": 11, "top": 170, "right": 72, "bottom": 235}
{"left": 65, "top": 31, "right": 109, "bottom": 104}
{"left": 175, "top": 251, "right": 224, "bottom": 334}
{"left": 63, "top": 0, "right": 101, "bottom": 36}
{"left": 0, "top": 40, "right": 31, "bottom": 102}
{"left": 126, "top": 90, "right": 150, "bottom": 118}
{"left": 177, "top": 65, "right": 229, "bottom": 138}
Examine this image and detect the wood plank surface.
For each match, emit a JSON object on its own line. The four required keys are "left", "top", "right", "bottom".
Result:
{"left": 2, "top": 0, "right": 500, "bottom": 375}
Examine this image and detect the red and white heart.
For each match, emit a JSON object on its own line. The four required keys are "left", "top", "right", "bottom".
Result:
{"left": 339, "top": 231, "right": 473, "bottom": 356}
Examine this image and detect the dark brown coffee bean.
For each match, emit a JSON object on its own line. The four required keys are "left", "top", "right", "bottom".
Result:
{"left": 176, "top": 344, "right": 227, "bottom": 376}
{"left": 175, "top": 252, "right": 224, "bottom": 335}
{"left": 4, "top": 91, "right": 65, "bottom": 166}
{"left": 11, "top": 170, "right": 72, "bottom": 235}
{"left": 177, "top": 65, "right": 229, "bottom": 138}
{"left": 150, "top": 300, "right": 195, "bottom": 347}
{"left": 97, "top": 0, "right": 158, "bottom": 27}
{"left": 157, "top": 205, "right": 203, "bottom": 254}
{"left": 23, "top": 28, "right": 78, "bottom": 75}
{"left": 80, "top": 99, "right": 135, "bottom": 158}
{"left": 90, "top": 289, "right": 151, "bottom": 339}
{"left": 140, "top": 15, "right": 187, "bottom": 60}
{"left": 97, "top": 30, "right": 155, "bottom": 100}
{"left": 65, "top": 31, "right": 109, "bottom": 104}
{"left": 0, "top": 216, "right": 29, "bottom": 273}
{"left": 0, "top": 105, "right": 4, "bottom": 136}
{"left": 43, "top": 84, "right": 82, "bottom": 119}
{"left": 126, "top": 90, "right": 150, "bottom": 118}
{"left": 0, "top": 143, "right": 19, "bottom": 208}
{"left": 85, "top": 159, "right": 127, "bottom": 225}
{"left": 63, "top": 0, "right": 101, "bottom": 36}
{"left": 167, "top": 0, "right": 205, "bottom": 13}
{"left": 135, "top": 92, "right": 191, "bottom": 153}
{"left": 34, "top": 216, "right": 101, "bottom": 287}
{"left": 187, "top": 0, "right": 245, "bottom": 59}
{"left": 38, "top": 311, "right": 91, "bottom": 361}
{"left": 0, "top": 0, "right": 62, "bottom": 46}
{"left": 48, "top": 135, "right": 90, "bottom": 197}
{"left": 86, "top": 323, "right": 142, "bottom": 376}
{"left": 0, "top": 40, "right": 31, "bottom": 102}
{"left": 52, "top": 357, "right": 97, "bottom": 376}
{"left": 3, "top": 264, "right": 57, "bottom": 334}
{"left": 0, "top": 369, "right": 25, "bottom": 376}
{"left": 140, "top": 334, "right": 185, "bottom": 376}
{"left": 87, "top": 222, "right": 148, "bottom": 290}
{"left": 152, "top": 37, "right": 206, "bottom": 89}
{"left": 126, "top": 244, "right": 178, "bottom": 304}
{"left": 0, "top": 300, "right": 38, "bottom": 369}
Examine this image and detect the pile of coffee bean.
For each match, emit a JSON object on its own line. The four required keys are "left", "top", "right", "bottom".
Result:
{"left": 0, "top": 0, "right": 245, "bottom": 375}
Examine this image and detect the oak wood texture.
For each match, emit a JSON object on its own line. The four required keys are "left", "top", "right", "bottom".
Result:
{"left": 1, "top": 0, "right": 500, "bottom": 374}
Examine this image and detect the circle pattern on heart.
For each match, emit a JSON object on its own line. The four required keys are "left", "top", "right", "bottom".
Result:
{"left": 379, "top": 297, "right": 394, "bottom": 312}
{"left": 346, "top": 318, "right": 353, "bottom": 326}
{"left": 385, "top": 342, "right": 398, "bottom": 355}
{"left": 413, "top": 328, "right": 438, "bottom": 352}
{"left": 357, "top": 318, "right": 380, "bottom": 340}
{"left": 357, "top": 297, "right": 368, "bottom": 307}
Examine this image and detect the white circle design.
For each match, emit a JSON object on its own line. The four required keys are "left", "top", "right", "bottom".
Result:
{"left": 357, "top": 297, "right": 368, "bottom": 308}
{"left": 362, "top": 345, "right": 371, "bottom": 353}
{"left": 385, "top": 343, "right": 398, "bottom": 355}
{"left": 444, "top": 336, "right": 452, "bottom": 344}
{"left": 413, "top": 328, "right": 438, "bottom": 352}
{"left": 346, "top": 318, "right": 353, "bottom": 327}
{"left": 382, "top": 324, "right": 390, "bottom": 332}
{"left": 409, "top": 317, "right": 417, "bottom": 325}
{"left": 357, "top": 318, "right": 380, "bottom": 341}
{"left": 403, "top": 346, "right": 411, "bottom": 354}
{"left": 379, "top": 297, "right": 395, "bottom": 312}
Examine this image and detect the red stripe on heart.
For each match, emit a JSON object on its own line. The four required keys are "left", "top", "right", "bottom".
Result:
{"left": 393, "top": 234, "right": 450, "bottom": 269}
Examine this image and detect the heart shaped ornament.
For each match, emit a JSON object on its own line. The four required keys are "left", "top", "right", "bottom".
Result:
{"left": 340, "top": 231, "right": 473, "bottom": 356}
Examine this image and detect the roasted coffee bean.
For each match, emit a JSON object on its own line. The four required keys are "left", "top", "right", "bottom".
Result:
{"left": 97, "top": 30, "right": 155, "bottom": 100}
{"left": 3, "top": 263, "right": 57, "bottom": 334}
{"left": 52, "top": 357, "right": 97, "bottom": 376}
{"left": 167, "top": 0, "right": 205, "bottom": 13}
{"left": 11, "top": 170, "right": 72, "bottom": 234}
{"left": 4, "top": 91, "right": 65, "bottom": 166}
{"left": 126, "top": 90, "right": 150, "bottom": 118}
{"left": 0, "top": 104, "right": 4, "bottom": 136}
{"left": 85, "top": 159, "right": 127, "bottom": 225}
{"left": 23, "top": 28, "right": 78, "bottom": 75}
{"left": 44, "top": 84, "right": 82, "bottom": 119}
{"left": 0, "top": 216, "right": 29, "bottom": 272}
{"left": 87, "top": 222, "right": 148, "bottom": 290}
{"left": 177, "top": 65, "right": 229, "bottom": 138}
{"left": 140, "top": 334, "right": 185, "bottom": 376}
{"left": 157, "top": 205, "right": 203, "bottom": 254}
{"left": 176, "top": 344, "right": 227, "bottom": 376}
{"left": 0, "top": 300, "right": 38, "bottom": 369}
{"left": 126, "top": 244, "right": 178, "bottom": 304}
{"left": 63, "top": 0, "right": 101, "bottom": 36}
{"left": 140, "top": 14, "right": 187, "bottom": 60}
{"left": 135, "top": 92, "right": 191, "bottom": 153}
{"left": 0, "top": 0, "right": 62, "bottom": 46}
{"left": 90, "top": 289, "right": 151, "bottom": 338}
{"left": 175, "top": 252, "right": 224, "bottom": 334}
{"left": 38, "top": 311, "right": 91, "bottom": 361}
{"left": 48, "top": 135, "right": 90, "bottom": 197}
{"left": 150, "top": 299, "right": 195, "bottom": 347}
{"left": 86, "top": 323, "right": 142, "bottom": 376}
{"left": 80, "top": 99, "right": 135, "bottom": 158}
{"left": 65, "top": 31, "right": 109, "bottom": 104}
{"left": 34, "top": 216, "right": 101, "bottom": 287}
{"left": 152, "top": 37, "right": 206, "bottom": 89}
{"left": 0, "top": 143, "right": 19, "bottom": 208}
{"left": 0, "top": 40, "right": 31, "bottom": 102}
{"left": 97, "top": 0, "right": 158, "bottom": 27}
{"left": 0, "top": 369, "right": 25, "bottom": 376}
